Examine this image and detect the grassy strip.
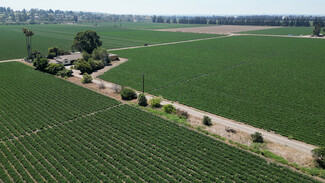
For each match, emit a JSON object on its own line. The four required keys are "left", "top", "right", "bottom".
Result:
{"left": 129, "top": 102, "right": 325, "bottom": 180}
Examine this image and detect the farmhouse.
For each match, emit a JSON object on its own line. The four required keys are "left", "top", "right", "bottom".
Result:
{"left": 54, "top": 52, "right": 82, "bottom": 65}
{"left": 51, "top": 52, "right": 119, "bottom": 65}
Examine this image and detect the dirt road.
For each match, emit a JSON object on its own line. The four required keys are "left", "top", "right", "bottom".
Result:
{"left": 108, "top": 35, "right": 232, "bottom": 52}
{"left": 2, "top": 34, "right": 320, "bottom": 155}
{"left": 72, "top": 60, "right": 317, "bottom": 155}
{"left": 0, "top": 59, "right": 23, "bottom": 63}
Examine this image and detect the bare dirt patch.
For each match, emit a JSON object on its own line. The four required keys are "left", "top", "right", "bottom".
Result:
{"left": 187, "top": 115, "right": 314, "bottom": 166}
{"left": 155, "top": 25, "right": 280, "bottom": 35}
{"left": 91, "top": 58, "right": 128, "bottom": 78}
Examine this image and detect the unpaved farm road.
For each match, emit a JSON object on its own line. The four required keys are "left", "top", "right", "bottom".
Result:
{"left": 108, "top": 35, "right": 232, "bottom": 52}
{"left": 72, "top": 62, "right": 317, "bottom": 155}
{"left": 1, "top": 34, "right": 319, "bottom": 155}
{"left": 0, "top": 59, "right": 23, "bottom": 63}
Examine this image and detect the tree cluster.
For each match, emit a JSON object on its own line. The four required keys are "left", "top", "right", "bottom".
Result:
{"left": 47, "top": 47, "right": 70, "bottom": 59}
{"left": 0, "top": 6, "right": 149, "bottom": 25}
{"left": 151, "top": 15, "right": 323, "bottom": 27}
{"left": 33, "top": 54, "right": 72, "bottom": 77}
{"left": 312, "top": 147, "right": 325, "bottom": 169}
{"left": 72, "top": 30, "right": 110, "bottom": 74}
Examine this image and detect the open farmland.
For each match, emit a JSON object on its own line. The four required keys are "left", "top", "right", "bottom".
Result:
{"left": 0, "top": 24, "right": 218, "bottom": 61}
{"left": 0, "top": 62, "right": 120, "bottom": 141}
{"left": 239, "top": 27, "right": 315, "bottom": 36}
{"left": 92, "top": 22, "right": 218, "bottom": 29}
{"left": 0, "top": 103, "right": 320, "bottom": 181}
{"left": 100, "top": 35, "right": 325, "bottom": 147}
{"left": 155, "top": 25, "right": 280, "bottom": 34}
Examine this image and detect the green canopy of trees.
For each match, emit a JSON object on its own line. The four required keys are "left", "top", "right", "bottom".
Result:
{"left": 71, "top": 30, "right": 102, "bottom": 54}
{"left": 47, "top": 47, "right": 70, "bottom": 59}
{"left": 312, "top": 147, "right": 325, "bottom": 169}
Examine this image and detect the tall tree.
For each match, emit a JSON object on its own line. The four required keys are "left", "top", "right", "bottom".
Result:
{"left": 152, "top": 15, "right": 157, "bottom": 23}
{"left": 157, "top": 16, "right": 164, "bottom": 23}
{"left": 22, "top": 28, "right": 34, "bottom": 59}
{"left": 172, "top": 17, "right": 177, "bottom": 24}
{"left": 73, "top": 15, "right": 78, "bottom": 23}
{"left": 71, "top": 30, "right": 103, "bottom": 54}
{"left": 314, "top": 23, "right": 322, "bottom": 36}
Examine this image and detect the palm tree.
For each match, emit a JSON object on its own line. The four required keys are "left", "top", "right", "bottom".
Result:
{"left": 22, "top": 28, "right": 34, "bottom": 59}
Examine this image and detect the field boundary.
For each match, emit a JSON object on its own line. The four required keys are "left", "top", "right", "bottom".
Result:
{"left": 71, "top": 69, "right": 318, "bottom": 155}
{"left": 233, "top": 33, "right": 325, "bottom": 39}
{"left": 63, "top": 74, "right": 324, "bottom": 182}
{"left": 108, "top": 34, "right": 232, "bottom": 51}
{"left": 134, "top": 105, "right": 325, "bottom": 183}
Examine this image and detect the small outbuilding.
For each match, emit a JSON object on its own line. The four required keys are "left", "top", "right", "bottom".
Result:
{"left": 109, "top": 54, "right": 119, "bottom": 61}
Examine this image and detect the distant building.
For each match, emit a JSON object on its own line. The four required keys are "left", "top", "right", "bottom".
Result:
{"left": 54, "top": 52, "right": 82, "bottom": 65}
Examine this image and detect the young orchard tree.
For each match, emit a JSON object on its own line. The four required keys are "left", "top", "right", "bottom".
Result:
{"left": 251, "top": 132, "right": 264, "bottom": 143}
{"left": 203, "top": 116, "right": 212, "bottom": 126}
{"left": 22, "top": 28, "right": 34, "bottom": 59}
{"left": 138, "top": 94, "right": 148, "bottom": 107}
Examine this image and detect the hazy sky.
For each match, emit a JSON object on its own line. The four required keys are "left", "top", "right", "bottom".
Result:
{"left": 1, "top": 0, "right": 324, "bottom": 15}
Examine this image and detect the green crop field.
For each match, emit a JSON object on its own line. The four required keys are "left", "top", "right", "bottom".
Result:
{"left": 0, "top": 60, "right": 320, "bottom": 182}
{"left": 93, "top": 22, "right": 216, "bottom": 29}
{"left": 100, "top": 35, "right": 325, "bottom": 146}
{"left": 240, "top": 27, "right": 315, "bottom": 36}
{"left": 0, "top": 24, "right": 218, "bottom": 61}
{"left": 0, "top": 62, "right": 120, "bottom": 141}
{"left": 1, "top": 105, "right": 319, "bottom": 182}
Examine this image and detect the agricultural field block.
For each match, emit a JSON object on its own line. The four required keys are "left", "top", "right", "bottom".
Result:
{"left": 100, "top": 35, "right": 325, "bottom": 146}
{"left": 0, "top": 104, "right": 319, "bottom": 182}
{"left": 0, "top": 24, "right": 219, "bottom": 61}
{"left": 0, "top": 62, "right": 119, "bottom": 140}
{"left": 239, "top": 27, "right": 315, "bottom": 36}
{"left": 155, "top": 25, "right": 280, "bottom": 34}
{"left": 92, "top": 22, "right": 218, "bottom": 29}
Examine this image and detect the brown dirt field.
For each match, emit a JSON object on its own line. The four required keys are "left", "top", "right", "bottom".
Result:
{"left": 155, "top": 25, "right": 280, "bottom": 34}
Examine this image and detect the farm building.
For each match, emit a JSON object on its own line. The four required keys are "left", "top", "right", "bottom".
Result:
{"left": 51, "top": 52, "right": 119, "bottom": 65}
{"left": 109, "top": 54, "right": 119, "bottom": 61}
{"left": 54, "top": 52, "right": 82, "bottom": 65}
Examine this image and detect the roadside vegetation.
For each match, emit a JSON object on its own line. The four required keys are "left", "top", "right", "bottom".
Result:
{"left": 101, "top": 36, "right": 325, "bottom": 147}
{"left": 1, "top": 62, "right": 321, "bottom": 182}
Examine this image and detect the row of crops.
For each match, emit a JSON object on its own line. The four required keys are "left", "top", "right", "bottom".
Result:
{"left": 101, "top": 35, "right": 325, "bottom": 147}
{"left": 0, "top": 24, "right": 218, "bottom": 60}
{"left": 0, "top": 104, "right": 319, "bottom": 182}
{"left": 239, "top": 27, "right": 314, "bottom": 36}
{"left": 0, "top": 62, "right": 120, "bottom": 141}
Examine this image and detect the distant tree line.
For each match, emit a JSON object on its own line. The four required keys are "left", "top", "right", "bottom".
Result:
{"left": 152, "top": 15, "right": 325, "bottom": 27}
{"left": 0, "top": 7, "right": 152, "bottom": 25}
